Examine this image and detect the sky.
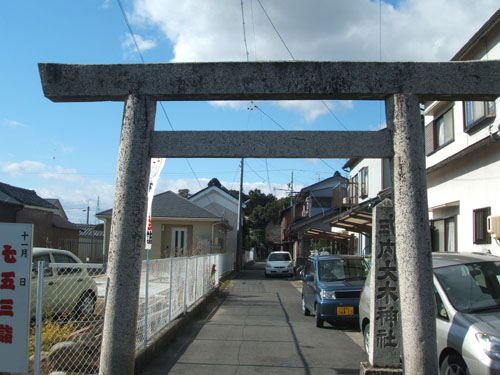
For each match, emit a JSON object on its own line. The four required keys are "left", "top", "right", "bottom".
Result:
{"left": 1, "top": 0, "right": 499, "bottom": 224}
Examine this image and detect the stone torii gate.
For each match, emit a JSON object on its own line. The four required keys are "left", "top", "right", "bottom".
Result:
{"left": 39, "top": 60, "right": 500, "bottom": 375}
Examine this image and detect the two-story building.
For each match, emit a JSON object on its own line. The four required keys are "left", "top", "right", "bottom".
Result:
{"left": 281, "top": 172, "right": 355, "bottom": 269}
{"left": 424, "top": 9, "right": 500, "bottom": 255}
{"left": 327, "top": 155, "right": 392, "bottom": 257}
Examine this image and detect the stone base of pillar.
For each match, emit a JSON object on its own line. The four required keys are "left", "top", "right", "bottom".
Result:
{"left": 360, "top": 362, "right": 403, "bottom": 375}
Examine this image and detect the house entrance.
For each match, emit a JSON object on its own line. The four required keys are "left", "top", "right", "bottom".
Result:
{"left": 171, "top": 227, "right": 188, "bottom": 257}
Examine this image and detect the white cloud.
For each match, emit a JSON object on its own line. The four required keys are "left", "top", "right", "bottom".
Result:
{"left": 130, "top": 0, "right": 499, "bottom": 120}
{"left": 37, "top": 181, "right": 115, "bottom": 224}
{"left": 1, "top": 161, "right": 45, "bottom": 176}
{"left": 275, "top": 100, "right": 354, "bottom": 124}
{"left": 3, "top": 118, "right": 28, "bottom": 128}
{"left": 122, "top": 32, "right": 157, "bottom": 58}
{"left": 1, "top": 161, "right": 83, "bottom": 183}
{"left": 132, "top": 0, "right": 498, "bottom": 62}
{"left": 100, "top": 0, "right": 110, "bottom": 9}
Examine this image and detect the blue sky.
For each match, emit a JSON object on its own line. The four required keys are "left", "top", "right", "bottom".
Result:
{"left": 1, "top": 0, "right": 498, "bottom": 223}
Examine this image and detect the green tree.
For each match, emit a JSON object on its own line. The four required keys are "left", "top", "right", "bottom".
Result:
{"left": 178, "top": 189, "right": 191, "bottom": 198}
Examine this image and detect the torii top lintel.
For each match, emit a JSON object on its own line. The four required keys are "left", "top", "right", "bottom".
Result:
{"left": 38, "top": 60, "right": 500, "bottom": 103}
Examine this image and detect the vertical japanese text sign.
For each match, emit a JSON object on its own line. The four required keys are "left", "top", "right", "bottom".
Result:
{"left": 0, "top": 223, "right": 33, "bottom": 374}
{"left": 146, "top": 158, "right": 165, "bottom": 250}
{"left": 369, "top": 199, "right": 401, "bottom": 368}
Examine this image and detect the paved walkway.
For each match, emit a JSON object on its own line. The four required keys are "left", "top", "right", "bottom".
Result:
{"left": 139, "top": 262, "right": 366, "bottom": 374}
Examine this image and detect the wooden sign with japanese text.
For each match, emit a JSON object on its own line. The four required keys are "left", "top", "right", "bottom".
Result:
{"left": 0, "top": 223, "right": 33, "bottom": 374}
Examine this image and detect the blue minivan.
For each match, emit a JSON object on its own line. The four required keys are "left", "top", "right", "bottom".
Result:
{"left": 302, "top": 254, "right": 369, "bottom": 328}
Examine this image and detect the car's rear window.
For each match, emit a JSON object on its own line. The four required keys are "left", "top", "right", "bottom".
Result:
{"left": 318, "top": 259, "right": 368, "bottom": 282}
{"left": 268, "top": 253, "right": 291, "bottom": 261}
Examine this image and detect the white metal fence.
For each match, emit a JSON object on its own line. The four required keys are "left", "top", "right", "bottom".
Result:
{"left": 31, "top": 253, "right": 233, "bottom": 374}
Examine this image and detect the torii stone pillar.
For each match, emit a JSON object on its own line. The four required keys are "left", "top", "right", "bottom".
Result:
{"left": 388, "top": 93, "right": 438, "bottom": 374}
{"left": 99, "top": 95, "right": 156, "bottom": 374}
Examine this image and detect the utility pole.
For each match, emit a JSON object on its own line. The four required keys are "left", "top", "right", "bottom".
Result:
{"left": 236, "top": 157, "right": 244, "bottom": 270}
{"left": 86, "top": 200, "right": 90, "bottom": 225}
{"left": 290, "top": 171, "right": 295, "bottom": 223}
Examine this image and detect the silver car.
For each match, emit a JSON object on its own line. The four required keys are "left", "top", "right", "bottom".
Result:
{"left": 359, "top": 252, "right": 500, "bottom": 375}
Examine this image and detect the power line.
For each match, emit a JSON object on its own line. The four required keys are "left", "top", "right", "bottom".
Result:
{"left": 256, "top": 0, "right": 295, "bottom": 60}
{"left": 240, "top": 0, "right": 250, "bottom": 61}
{"left": 321, "top": 101, "right": 349, "bottom": 131}
{"left": 256, "top": 0, "right": 349, "bottom": 132}
{"left": 253, "top": 104, "right": 286, "bottom": 130}
{"left": 116, "top": 0, "right": 145, "bottom": 63}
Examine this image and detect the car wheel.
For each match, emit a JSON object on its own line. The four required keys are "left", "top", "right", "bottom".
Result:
{"left": 363, "top": 322, "right": 370, "bottom": 354}
{"left": 74, "top": 291, "right": 96, "bottom": 318}
{"left": 315, "top": 304, "right": 324, "bottom": 328}
{"left": 440, "top": 354, "right": 470, "bottom": 375}
{"left": 302, "top": 295, "right": 310, "bottom": 316}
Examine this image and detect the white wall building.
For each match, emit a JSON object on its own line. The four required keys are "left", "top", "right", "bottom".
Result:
{"left": 424, "top": 9, "right": 500, "bottom": 255}
{"left": 337, "top": 156, "right": 391, "bottom": 256}
{"left": 189, "top": 180, "right": 238, "bottom": 255}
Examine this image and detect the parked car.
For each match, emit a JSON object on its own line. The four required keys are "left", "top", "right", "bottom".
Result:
{"left": 359, "top": 252, "right": 500, "bottom": 375}
{"left": 265, "top": 251, "right": 293, "bottom": 277}
{"left": 302, "top": 254, "right": 369, "bottom": 328}
{"left": 31, "top": 248, "right": 98, "bottom": 319}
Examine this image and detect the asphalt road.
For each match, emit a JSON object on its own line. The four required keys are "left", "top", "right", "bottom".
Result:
{"left": 139, "top": 262, "right": 367, "bottom": 375}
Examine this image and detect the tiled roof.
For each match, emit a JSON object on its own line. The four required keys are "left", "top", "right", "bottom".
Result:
{"left": 76, "top": 224, "right": 104, "bottom": 238}
{"left": 0, "top": 182, "right": 56, "bottom": 209}
{"left": 97, "top": 191, "right": 221, "bottom": 220}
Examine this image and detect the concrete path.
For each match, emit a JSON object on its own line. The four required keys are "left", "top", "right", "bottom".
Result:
{"left": 139, "top": 262, "right": 367, "bottom": 374}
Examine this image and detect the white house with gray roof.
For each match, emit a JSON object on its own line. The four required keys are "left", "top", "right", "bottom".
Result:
{"left": 97, "top": 190, "right": 231, "bottom": 261}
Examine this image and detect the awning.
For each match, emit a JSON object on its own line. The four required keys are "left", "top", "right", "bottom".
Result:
{"left": 303, "top": 228, "right": 353, "bottom": 240}
{"left": 328, "top": 209, "right": 372, "bottom": 233}
{"left": 326, "top": 193, "right": 391, "bottom": 234}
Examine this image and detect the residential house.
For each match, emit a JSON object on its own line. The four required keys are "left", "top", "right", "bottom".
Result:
{"left": 328, "top": 157, "right": 392, "bottom": 256}
{"left": 0, "top": 182, "right": 79, "bottom": 248}
{"left": 281, "top": 172, "right": 354, "bottom": 269}
{"left": 97, "top": 190, "right": 232, "bottom": 261}
{"left": 45, "top": 198, "right": 69, "bottom": 221}
{"left": 188, "top": 178, "right": 239, "bottom": 255}
{"left": 424, "top": 9, "right": 500, "bottom": 255}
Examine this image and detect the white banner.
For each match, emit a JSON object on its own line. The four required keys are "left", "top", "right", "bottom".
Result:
{"left": 146, "top": 158, "right": 165, "bottom": 250}
{"left": 0, "top": 223, "right": 33, "bottom": 374}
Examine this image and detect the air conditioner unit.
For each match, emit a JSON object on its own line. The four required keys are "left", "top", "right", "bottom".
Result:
{"left": 487, "top": 216, "right": 500, "bottom": 239}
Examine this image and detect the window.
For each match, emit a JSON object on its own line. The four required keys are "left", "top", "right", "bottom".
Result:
{"left": 473, "top": 207, "right": 491, "bottom": 244}
{"left": 32, "top": 254, "right": 53, "bottom": 277}
{"left": 359, "top": 167, "right": 368, "bottom": 197}
{"left": 311, "top": 197, "right": 332, "bottom": 209}
{"left": 347, "top": 175, "right": 359, "bottom": 205}
{"left": 52, "top": 253, "right": 81, "bottom": 275}
{"left": 305, "top": 260, "right": 315, "bottom": 278}
{"left": 464, "top": 101, "right": 496, "bottom": 131}
{"left": 435, "top": 291, "right": 449, "bottom": 320}
{"left": 381, "top": 158, "right": 391, "bottom": 189}
{"left": 425, "top": 106, "right": 454, "bottom": 155}
{"left": 430, "top": 217, "right": 456, "bottom": 252}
